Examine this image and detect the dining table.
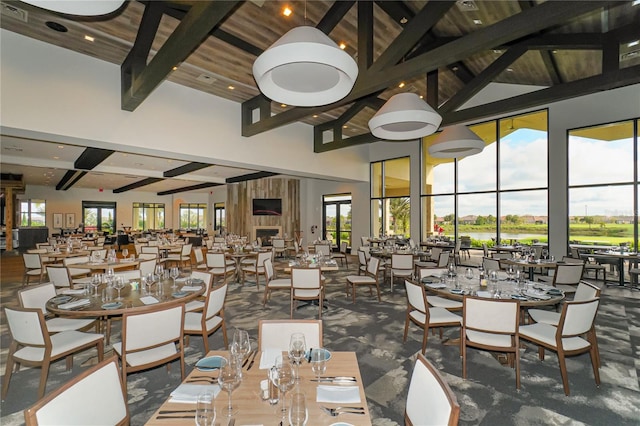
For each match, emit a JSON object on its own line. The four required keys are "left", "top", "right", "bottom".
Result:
{"left": 46, "top": 275, "right": 205, "bottom": 319}
{"left": 281, "top": 259, "right": 340, "bottom": 273}
{"left": 145, "top": 350, "right": 372, "bottom": 425}
{"left": 580, "top": 250, "right": 640, "bottom": 287}
{"left": 70, "top": 258, "right": 140, "bottom": 273}
{"left": 501, "top": 258, "right": 557, "bottom": 281}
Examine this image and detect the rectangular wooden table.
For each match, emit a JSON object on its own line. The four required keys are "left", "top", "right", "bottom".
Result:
{"left": 145, "top": 351, "right": 372, "bottom": 425}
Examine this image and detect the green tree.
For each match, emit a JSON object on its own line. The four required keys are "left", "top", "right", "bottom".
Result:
{"left": 389, "top": 197, "right": 410, "bottom": 236}
{"left": 585, "top": 216, "right": 594, "bottom": 229}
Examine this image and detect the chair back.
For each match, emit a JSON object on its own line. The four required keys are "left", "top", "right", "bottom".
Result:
{"left": 264, "top": 258, "right": 275, "bottom": 281}
{"left": 115, "top": 270, "right": 141, "bottom": 281}
{"left": 339, "top": 241, "right": 348, "bottom": 253}
{"left": 482, "top": 243, "right": 488, "bottom": 257}
{"left": 291, "top": 268, "right": 322, "bottom": 290}
{"left": 258, "top": 319, "right": 323, "bottom": 351}
{"left": 574, "top": 281, "right": 601, "bottom": 301}
{"left": 272, "top": 239, "right": 285, "bottom": 249}
{"left": 181, "top": 243, "right": 193, "bottom": 256}
{"left": 405, "top": 280, "right": 427, "bottom": 315}
{"left": 482, "top": 257, "right": 501, "bottom": 272}
{"left": 437, "top": 252, "right": 450, "bottom": 268}
{"left": 360, "top": 236, "right": 369, "bottom": 246}
{"left": 23, "top": 253, "right": 42, "bottom": 269}
{"left": 357, "top": 250, "right": 367, "bottom": 269}
{"left": 492, "top": 253, "right": 510, "bottom": 260}
{"left": 207, "top": 252, "right": 227, "bottom": 269}
{"left": 63, "top": 256, "right": 89, "bottom": 266}
{"left": 191, "top": 270, "right": 214, "bottom": 293}
{"left": 256, "top": 251, "right": 272, "bottom": 268}
{"left": 314, "top": 244, "right": 331, "bottom": 256}
{"left": 561, "top": 255, "right": 582, "bottom": 264}
{"left": 430, "top": 247, "right": 443, "bottom": 260}
{"left": 141, "top": 246, "right": 160, "bottom": 255}
{"left": 204, "top": 283, "right": 228, "bottom": 321}
{"left": 5, "top": 307, "right": 48, "bottom": 350}
{"left": 121, "top": 304, "right": 184, "bottom": 360}
{"left": 392, "top": 253, "right": 413, "bottom": 270}
{"left": 405, "top": 354, "right": 460, "bottom": 426}
{"left": 139, "top": 258, "right": 157, "bottom": 276}
{"left": 46, "top": 266, "right": 72, "bottom": 288}
{"left": 366, "top": 256, "right": 380, "bottom": 276}
{"left": 464, "top": 297, "right": 519, "bottom": 337}
{"left": 92, "top": 249, "right": 107, "bottom": 260}
{"left": 193, "top": 247, "right": 205, "bottom": 264}
{"left": 553, "top": 263, "right": 584, "bottom": 286}
{"left": 559, "top": 298, "right": 600, "bottom": 338}
{"left": 18, "top": 283, "right": 57, "bottom": 313}
{"left": 23, "top": 357, "right": 129, "bottom": 426}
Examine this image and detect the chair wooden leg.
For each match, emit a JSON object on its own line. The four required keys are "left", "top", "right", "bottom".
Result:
{"left": 352, "top": 284, "right": 356, "bottom": 304}
{"left": 589, "top": 344, "right": 601, "bottom": 388}
{"left": 2, "top": 342, "right": 17, "bottom": 399}
{"left": 202, "top": 331, "right": 209, "bottom": 354}
{"left": 38, "top": 360, "right": 51, "bottom": 399}
{"left": 403, "top": 317, "right": 410, "bottom": 342}
{"left": 590, "top": 327, "right": 601, "bottom": 368}
{"left": 376, "top": 284, "right": 381, "bottom": 302}
{"left": 514, "top": 337, "right": 521, "bottom": 389}
{"left": 557, "top": 351, "right": 571, "bottom": 396}
{"left": 422, "top": 325, "right": 429, "bottom": 354}
{"left": 538, "top": 346, "right": 545, "bottom": 360}
{"left": 221, "top": 321, "right": 228, "bottom": 349}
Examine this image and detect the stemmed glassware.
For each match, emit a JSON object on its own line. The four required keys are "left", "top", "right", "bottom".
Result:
{"left": 288, "top": 391, "right": 307, "bottom": 426}
{"left": 122, "top": 248, "right": 129, "bottom": 259}
{"left": 90, "top": 273, "right": 101, "bottom": 297}
{"left": 310, "top": 348, "right": 327, "bottom": 383}
{"left": 230, "top": 329, "right": 251, "bottom": 378}
{"left": 270, "top": 356, "right": 296, "bottom": 421}
{"left": 195, "top": 391, "right": 216, "bottom": 426}
{"left": 114, "top": 276, "right": 125, "bottom": 301}
{"left": 217, "top": 356, "right": 241, "bottom": 418}
{"left": 506, "top": 265, "right": 515, "bottom": 281}
{"left": 145, "top": 272, "right": 155, "bottom": 295}
{"left": 464, "top": 267, "right": 474, "bottom": 281}
{"left": 170, "top": 267, "right": 180, "bottom": 290}
{"left": 288, "top": 333, "right": 306, "bottom": 381}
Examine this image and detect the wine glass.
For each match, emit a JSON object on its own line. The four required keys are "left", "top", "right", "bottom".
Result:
{"left": 230, "top": 329, "right": 251, "bottom": 378}
{"left": 288, "top": 391, "right": 307, "bottom": 426}
{"left": 145, "top": 273, "right": 154, "bottom": 295}
{"left": 464, "top": 267, "right": 474, "bottom": 281}
{"left": 170, "top": 266, "right": 180, "bottom": 290}
{"left": 90, "top": 273, "right": 101, "bottom": 297}
{"left": 310, "top": 348, "right": 327, "bottom": 383}
{"left": 506, "top": 265, "right": 515, "bottom": 281}
{"left": 122, "top": 248, "right": 129, "bottom": 259}
{"left": 105, "top": 267, "right": 115, "bottom": 284}
{"left": 195, "top": 391, "right": 216, "bottom": 426}
{"left": 217, "top": 356, "right": 241, "bottom": 418}
{"left": 288, "top": 333, "right": 306, "bottom": 381}
{"left": 447, "top": 261, "right": 456, "bottom": 278}
{"left": 114, "top": 276, "right": 125, "bottom": 301}
{"left": 270, "top": 356, "right": 296, "bottom": 421}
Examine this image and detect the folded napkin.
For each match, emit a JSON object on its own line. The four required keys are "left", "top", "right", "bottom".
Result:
{"left": 176, "top": 277, "right": 189, "bottom": 282}
{"left": 259, "top": 349, "right": 282, "bottom": 370}
{"left": 476, "top": 291, "right": 492, "bottom": 298}
{"left": 58, "top": 299, "right": 91, "bottom": 310}
{"left": 426, "top": 283, "right": 447, "bottom": 289}
{"left": 181, "top": 286, "right": 202, "bottom": 292}
{"left": 139, "top": 296, "right": 159, "bottom": 305}
{"left": 62, "top": 289, "right": 87, "bottom": 295}
{"left": 525, "top": 290, "right": 551, "bottom": 300}
{"left": 169, "top": 383, "right": 221, "bottom": 403}
{"left": 316, "top": 385, "right": 361, "bottom": 404}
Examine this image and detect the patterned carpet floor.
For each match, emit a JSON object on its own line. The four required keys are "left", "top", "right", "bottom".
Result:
{"left": 1, "top": 256, "right": 639, "bottom": 425}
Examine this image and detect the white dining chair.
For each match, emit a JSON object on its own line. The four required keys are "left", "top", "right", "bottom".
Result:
{"left": 22, "top": 253, "right": 45, "bottom": 286}
{"left": 331, "top": 241, "right": 349, "bottom": 266}
{"left": 403, "top": 280, "right": 462, "bottom": 354}
{"left": 345, "top": 256, "right": 381, "bottom": 303}
{"left": 405, "top": 353, "right": 460, "bottom": 426}
{"left": 390, "top": 253, "right": 414, "bottom": 292}
{"left": 139, "top": 258, "right": 157, "bottom": 277}
{"left": 291, "top": 267, "right": 324, "bottom": 319}
{"left": 46, "top": 265, "right": 73, "bottom": 290}
{"left": 185, "top": 270, "right": 214, "bottom": 312}
{"left": 258, "top": 319, "right": 322, "bottom": 352}
{"left": 184, "top": 283, "right": 228, "bottom": 354}
{"left": 2, "top": 307, "right": 104, "bottom": 399}
{"left": 207, "top": 252, "right": 236, "bottom": 285}
{"left": 417, "top": 268, "right": 463, "bottom": 311}
{"left": 519, "top": 298, "right": 601, "bottom": 395}
{"left": 23, "top": 356, "right": 129, "bottom": 426}
{"left": 241, "top": 251, "right": 271, "bottom": 288}
{"left": 262, "top": 257, "right": 291, "bottom": 306}
{"left": 538, "top": 262, "right": 585, "bottom": 294}
{"left": 114, "top": 269, "right": 141, "bottom": 281}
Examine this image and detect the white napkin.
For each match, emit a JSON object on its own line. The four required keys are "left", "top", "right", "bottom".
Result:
{"left": 426, "top": 283, "right": 447, "bottom": 289}
{"left": 169, "top": 383, "right": 221, "bottom": 403}
{"left": 525, "top": 290, "right": 551, "bottom": 300}
{"left": 316, "top": 385, "right": 361, "bottom": 403}
{"left": 62, "top": 289, "right": 87, "bottom": 295}
{"left": 176, "top": 277, "right": 189, "bottom": 282}
{"left": 476, "top": 291, "right": 492, "bottom": 298}
{"left": 181, "top": 286, "right": 202, "bottom": 292}
{"left": 139, "top": 296, "right": 159, "bottom": 305}
{"left": 58, "top": 299, "right": 91, "bottom": 310}
{"left": 259, "top": 349, "right": 282, "bottom": 370}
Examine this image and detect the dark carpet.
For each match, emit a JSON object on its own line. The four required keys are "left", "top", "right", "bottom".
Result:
{"left": 1, "top": 257, "right": 639, "bottom": 425}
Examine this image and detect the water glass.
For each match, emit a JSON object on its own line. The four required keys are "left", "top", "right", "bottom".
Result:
{"left": 195, "top": 391, "right": 216, "bottom": 426}
{"left": 288, "top": 391, "right": 307, "bottom": 426}
{"left": 310, "top": 348, "right": 327, "bottom": 382}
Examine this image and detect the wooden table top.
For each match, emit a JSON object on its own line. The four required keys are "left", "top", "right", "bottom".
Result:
{"left": 71, "top": 259, "right": 140, "bottom": 271}
{"left": 46, "top": 278, "right": 204, "bottom": 317}
{"left": 145, "top": 351, "right": 372, "bottom": 426}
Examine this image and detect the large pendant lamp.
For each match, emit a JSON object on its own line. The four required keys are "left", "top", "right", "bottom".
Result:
{"left": 21, "top": 0, "right": 125, "bottom": 15}
{"left": 428, "top": 125, "right": 485, "bottom": 158}
{"left": 368, "top": 93, "right": 442, "bottom": 140}
{"left": 252, "top": 26, "right": 358, "bottom": 107}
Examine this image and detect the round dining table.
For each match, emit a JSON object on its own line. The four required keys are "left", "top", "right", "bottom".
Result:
{"left": 501, "top": 258, "right": 557, "bottom": 280}
{"left": 46, "top": 277, "right": 205, "bottom": 318}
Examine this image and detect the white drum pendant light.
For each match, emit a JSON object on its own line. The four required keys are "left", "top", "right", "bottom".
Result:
{"left": 252, "top": 26, "right": 358, "bottom": 107}
{"left": 22, "top": 0, "right": 125, "bottom": 15}
{"left": 368, "top": 93, "right": 442, "bottom": 140}
{"left": 428, "top": 125, "right": 485, "bottom": 158}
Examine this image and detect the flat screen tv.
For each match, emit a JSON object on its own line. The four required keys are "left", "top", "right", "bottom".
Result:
{"left": 252, "top": 198, "right": 282, "bottom": 216}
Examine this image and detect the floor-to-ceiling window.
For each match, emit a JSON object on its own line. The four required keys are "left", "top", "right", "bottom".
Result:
{"left": 180, "top": 203, "right": 207, "bottom": 229}
{"left": 323, "top": 194, "right": 352, "bottom": 247}
{"left": 214, "top": 203, "right": 225, "bottom": 232}
{"left": 132, "top": 202, "right": 164, "bottom": 231}
{"left": 83, "top": 201, "right": 116, "bottom": 234}
{"left": 421, "top": 110, "right": 549, "bottom": 247}
{"left": 371, "top": 157, "right": 411, "bottom": 238}
{"left": 568, "top": 118, "right": 639, "bottom": 250}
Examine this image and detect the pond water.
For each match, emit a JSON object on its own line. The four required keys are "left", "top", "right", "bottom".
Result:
{"left": 456, "top": 232, "right": 546, "bottom": 241}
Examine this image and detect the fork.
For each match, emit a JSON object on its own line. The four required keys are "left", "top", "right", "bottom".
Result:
{"left": 320, "top": 406, "right": 365, "bottom": 416}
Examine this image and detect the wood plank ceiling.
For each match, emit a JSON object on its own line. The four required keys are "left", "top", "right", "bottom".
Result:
{"left": 1, "top": 0, "right": 639, "bottom": 192}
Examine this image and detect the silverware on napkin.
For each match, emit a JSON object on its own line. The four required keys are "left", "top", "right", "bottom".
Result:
{"left": 242, "top": 350, "right": 254, "bottom": 368}
{"left": 246, "top": 349, "right": 259, "bottom": 370}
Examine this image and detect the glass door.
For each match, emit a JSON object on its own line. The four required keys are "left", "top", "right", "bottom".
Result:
{"left": 82, "top": 201, "right": 116, "bottom": 235}
{"left": 323, "top": 194, "right": 352, "bottom": 248}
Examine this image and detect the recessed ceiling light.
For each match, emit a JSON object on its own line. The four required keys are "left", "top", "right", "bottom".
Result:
{"left": 53, "top": 156, "right": 59, "bottom": 159}
{"left": 122, "top": 153, "right": 128, "bottom": 157}
{"left": 493, "top": 49, "right": 502, "bottom": 54}
{"left": 228, "top": 85, "right": 235, "bottom": 90}
{"left": 57, "top": 145, "right": 64, "bottom": 149}
{"left": 473, "top": 19, "right": 482, "bottom": 25}
{"left": 419, "top": 95, "right": 424, "bottom": 99}
{"left": 628, "top": 40, "right": 639, "bottom": 47}
{"left": 280, "top": 103, "right": 287, "bottom": 107}
{"left": 172, "top": 66, "right": 178, "bottom": 71}
{"left": 339, "top": 42, "right": 346, "bottom": 50}
{"left": 84, "top": 35, "right": 94, "bottom": 42}
{"left": 283, "top": 6, "right": 292, "bottom": 16}
{"left": 400, "top": 17, "right": 408, "bottom": 24}
{"left": 506, "top": 68, "right": 514, "bottom": 72}
{"left": 398, "top": 82, "right": 405, "bottom": 88}
{"left": 312, "top": 115, "right": 318, "bottom": 118}
{"left": 343, "top": 125, "right": 348, "bottom": 129}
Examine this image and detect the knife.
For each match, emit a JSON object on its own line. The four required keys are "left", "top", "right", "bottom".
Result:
{"left": 246, "top": 349, "right": 259, "bottom": 370}
{"left": 307, "top": 348, "right": 313, "bottom": 363}
{"left": 156, "top": 415, "right": 195, "bottom": 419}
{"left": 159, "top": 409, "right": 197, "bottom": 414}
{"left": 311, "top": 378, "right": 357, "bottom": 383}
{"left": 242, "top": 350, "right": 254, "bottom": 368}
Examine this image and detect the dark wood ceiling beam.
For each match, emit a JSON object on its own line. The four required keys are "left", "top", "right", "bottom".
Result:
{"left": 74, "top": 147, "right": 115, "bottom": 170}
{"left": 163, "top": 162, "right": 211, "bottom": 178}
{"left": 358, "top": 0, "right": 374, "bottom": 71}
{"left": 121, "top": 1, "right": 240, "bottom": 112}
{"left": 242, "top": 1, "right": 611, "bottom": 137}
{"left": 518, "top": 0, "right": 561, "bottom": 85}
{"left": 113, "top": 177, "right": 164, "bottom": 193}
{"left": 226, "top": 171, "right": 278, "bottom": 184}
{"left": 515, "top": 33, "right": 604, "bottom": 50}
{"left": 602, "top": 32, "right": 621, "bottom": 73}
{"left": 65, "top": 171, "right": 88, "bottom": 190}
{"left": 440, "top": 45, "right": 528, "bottom": 114}
{"left": 55, "top": 170, "right": 87, "bottom": 191}
{"left": 316, "top": 1, "right": 355, "bottom": 34}
{"left": 368, "top": 0, "right": 455, "bottom": 74}
{"left": 157, "top": 182, "right": 222, "bottom": 196}
{"left": 443, "top": 64, "right": 640, "bottom": 127}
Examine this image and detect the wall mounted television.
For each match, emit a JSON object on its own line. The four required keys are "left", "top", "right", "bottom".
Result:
{"left": 252, "top": 198, "right": 282, "bottom": 216}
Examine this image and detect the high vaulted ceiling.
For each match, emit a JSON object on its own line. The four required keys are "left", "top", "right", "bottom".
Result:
{"left": 1, "top": 0, "right": 639, "bottom": 194}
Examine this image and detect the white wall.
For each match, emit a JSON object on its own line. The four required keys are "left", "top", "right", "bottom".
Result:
{"left": 0, "top": 30, "right": 370, "bottom": 182}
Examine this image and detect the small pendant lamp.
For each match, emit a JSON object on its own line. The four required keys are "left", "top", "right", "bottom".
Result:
{"left": 428, "top": 125, "right": 485, "bottom": 158}
{"left": 368, "top": 93, "right": 442, "bottom": 140}
{"left": 252, "top": 26, "right": 359, "bottom": 107}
